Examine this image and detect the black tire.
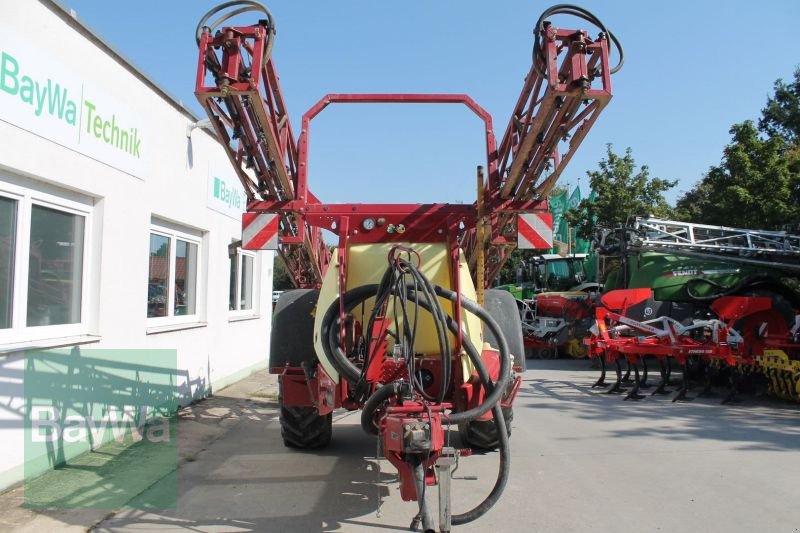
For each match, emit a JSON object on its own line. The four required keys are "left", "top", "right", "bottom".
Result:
{"left": 458, "top": 407, "right": 513, "bottom": 450}
{"left": 279, "top": 405, "right": 332, "bottom": 449}
{"left": 482, "top": 289, "right": 527, "bottom": 372}
{"left": 272, "top": 289, "right": 332, "bottom": 448}
{"left": 270, "top": 289, "right": 320, "bottom": 368}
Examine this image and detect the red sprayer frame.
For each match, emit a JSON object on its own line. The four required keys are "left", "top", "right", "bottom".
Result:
{"left": 195, "top": 18, "right": 614, "bottom": 290}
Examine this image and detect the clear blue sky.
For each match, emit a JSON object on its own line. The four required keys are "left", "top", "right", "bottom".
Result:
{"left": 64, "top": 0, "right": 800, "bottom": 205}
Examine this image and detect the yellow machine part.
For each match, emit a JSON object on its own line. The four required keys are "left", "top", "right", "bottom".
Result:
{"left": 757, "top": 350, "right": 800, "bottom": 401}
{"left": 564, "top": 338, "right": 587, "bottom": 358}
{"left": 313, "top": 243, "right": 482, "bottom": 384}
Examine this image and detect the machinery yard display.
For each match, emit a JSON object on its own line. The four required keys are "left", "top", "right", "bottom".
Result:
{"left": 195, "top": 2, "right": 621, "bottom": 530}
{"left": 585, "top": 217, "right": 800, "bottom": 403}
{"left": 497, "top": 253, "right": 598, "bottom": 358}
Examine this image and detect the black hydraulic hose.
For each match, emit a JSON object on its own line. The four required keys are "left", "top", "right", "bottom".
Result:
{"left": 356, "top": 291, "right": 502, "bottom": 429}
{"left": 195, "top": 1, "right": 276, "bottom": 62}
{"left": 397, "top": 259, "right": 452, "bottom": 403}
{"left": 428, "top": 285, "right": 513, "bottom": 422}
{"left": 320, "top": 284, "right": 378, "bottom": 384}
{"left": 355, "top": 295, "right": 511, "bottom": 526}
{"left": 532, "top": 4, "right": 623, "bottom": 76}
{"left": 348, "top": 283, "right": 513, "bottom": 526}
{"left": 357, "top": 292, "right": 503, "bottom": 425}
{"left": 452, "top": 402, "right": 510, "bottom": 526}
{"left": 685, "top": 274, "right": 773, "bottom": 301}
{"left": 360, "top": 381, "right": 402, "bottom": 435}
{"left": 322, "top": 284, "right": 512, "bottom": 424}
{"left": 406, "top": 289, "right": 510, "bottom": 424}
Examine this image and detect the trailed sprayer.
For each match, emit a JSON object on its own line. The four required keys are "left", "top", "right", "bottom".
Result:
{"left": 194, "top": 2, "right": 622, "bottom": 530}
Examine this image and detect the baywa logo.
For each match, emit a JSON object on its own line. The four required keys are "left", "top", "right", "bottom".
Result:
{"left": 0, "top": 50, "right": 142, "bottom": 158}
{"left": 214, "top": 176, "right": 245, "bottom": 210}
{"left": 31, "top": 405, "right": 171, "bottom": 446}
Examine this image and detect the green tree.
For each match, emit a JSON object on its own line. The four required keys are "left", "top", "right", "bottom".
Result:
{"left": 675, "top": 121, "right": 800, "bottom": 228}
{"left": 677, "top": 68, "right": 800, "bottom": 229}
{"left": 272, "top": 255, "right": 296, "bottom": 290}
{"left": 759, "top": 67, "right": 800, "bottom": 144}
{"left": 564, "top": 145, "right": 676, "bottom": 240}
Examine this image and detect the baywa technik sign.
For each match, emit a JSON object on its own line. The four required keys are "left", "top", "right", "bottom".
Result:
{"left": 0, "top": 41, "right": 146, "bottom": 178}
{"left": 207, "top": 162, "right": 247, "bottom": 220}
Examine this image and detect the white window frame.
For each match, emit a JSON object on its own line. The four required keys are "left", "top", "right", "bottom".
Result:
{"left": 147, "top": 224, "right": 203, "bottom": 327}
{"left": 229, "top": 245, "right": 257, "bottom": 317}
{"left": 0, "top": 184, "right": 92, "bottom": 346}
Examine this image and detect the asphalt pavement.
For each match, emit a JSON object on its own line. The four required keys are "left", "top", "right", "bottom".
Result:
{"left": 4, "top": 359, "right": 800, "bottom": 532}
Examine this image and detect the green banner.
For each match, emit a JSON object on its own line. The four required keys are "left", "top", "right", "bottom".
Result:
{"left": 574, "top": 189, "right": 596, "bottom": 254}
{"left": 549, "top": 190, "right": 569, "bottom": 248}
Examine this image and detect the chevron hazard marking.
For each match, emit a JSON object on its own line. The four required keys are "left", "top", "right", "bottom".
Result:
{"left": 517, "top": 213, "right": 553, "bottom": 249}
{"left": 242, "top": 213, "right": 279, "bottom": 250}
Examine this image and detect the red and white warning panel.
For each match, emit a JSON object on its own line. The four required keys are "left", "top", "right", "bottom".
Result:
{"left": 242, "top": 213, "right": 279, "bottom": 250}
{"left": 517, "top": 213, "right": 553, "bottom": 249}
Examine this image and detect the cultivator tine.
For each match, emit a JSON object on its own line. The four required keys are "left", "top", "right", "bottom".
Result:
{"left": 639, "top": 357, "right": 650, "bottom": 389}
{"left": 624, "top": 361, "right": 646, "bottom": 401}
{"left": 592, "top": 357, "right": 608, "bottom": 388}
{"left": 722, "top": 366, "right": 742, "bottom": 404}
{"left": 697, "top": 361, "right": 716, "bottom": 398}
{"left": 651, "top": 358, "right": 672, "bottom": 395}
{"left": 770, "top": 368, "right": 782, "bottom": 398}
{"left": 607, "top": 358, "right": 627, "bottom": 394}
{"left": 666, "top": 358, "right": 680, "bottom": 386}
{"left": 782, "top": 370, "right": 793, "bottom": 400}
{"left": 671, "top": 361, "right": 693, "bottom": 402}
{"left": 621, "top": 361, "right": 632, "bottom": 383}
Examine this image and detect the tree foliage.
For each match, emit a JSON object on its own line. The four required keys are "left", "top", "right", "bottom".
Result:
{"left": 564, "top": 145, "right": 676, "bottom": 239}
{"left": 675, "top": 122, "right": 800, "bottom": 228}
{"left": 676, "top": 68, "right": 800, "bottom": 230}
{"left": 759, "top": 67, "right": 800, "bottom": 144}
{"left": 272, "top": 255, "right": 296, "bottom": 290}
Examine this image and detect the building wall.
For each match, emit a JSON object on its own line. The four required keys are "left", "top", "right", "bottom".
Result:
{"left": 0, "top": 1, "right": 274, "bottom": 490}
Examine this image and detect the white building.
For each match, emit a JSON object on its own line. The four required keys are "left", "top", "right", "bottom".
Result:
{"left": 0, "top": 0, "right": 274, "bottom": 491}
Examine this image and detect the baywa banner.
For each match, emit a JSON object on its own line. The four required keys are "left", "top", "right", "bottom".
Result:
{"left": 23, "top": 349, "right": 179, "bottom": 509}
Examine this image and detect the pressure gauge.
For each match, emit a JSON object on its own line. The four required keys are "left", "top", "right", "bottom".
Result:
{"left": 362, "top": 217, "right": 376, "bottom": 231}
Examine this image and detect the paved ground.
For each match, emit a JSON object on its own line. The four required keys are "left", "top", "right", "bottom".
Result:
{"left": 3, "top": 359, "right": 800, "bottom": 532}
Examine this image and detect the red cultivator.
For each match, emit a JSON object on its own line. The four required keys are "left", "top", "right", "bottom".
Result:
{"left": 584, "top": 289, "right": 800, "bottom": 403}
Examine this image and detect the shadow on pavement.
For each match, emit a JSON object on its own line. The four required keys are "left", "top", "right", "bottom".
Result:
{"left": 93, "top": 410, "right": 404, "bottom": 532}
{"left": 519, "top": 358, "right": 800, "bottom": 453}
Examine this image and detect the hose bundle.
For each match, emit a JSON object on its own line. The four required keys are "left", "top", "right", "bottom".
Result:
{"left": 318, "top": 249, "right": 513, "bottom": 524}
{"left": 532, "top": 4, "right": 624, "bottom": 76}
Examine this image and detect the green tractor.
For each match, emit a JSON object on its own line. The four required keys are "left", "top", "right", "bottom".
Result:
{"left": 495, "top": 254, "right": 599, "bottom": 299}
{"left": 496, "top": 254, "right": 600, "bottom": 358}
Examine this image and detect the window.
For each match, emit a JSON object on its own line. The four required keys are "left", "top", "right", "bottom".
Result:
{"left": 0, "top": 184, "right": 91, "bottom": 344}
{"left": 27, "top": 205, "right": 85, "bottom": 326}
{"left": 229, "top": 244, "right": 255, "bottom": 313}
{"left": 147, "top": 223, "right": 201, "bottom": 323}
{"left": 0, "top": 197, "right": 16, "bottom": 330}
{"left": 147, "top": 234, "right": 170, "bottom": 318}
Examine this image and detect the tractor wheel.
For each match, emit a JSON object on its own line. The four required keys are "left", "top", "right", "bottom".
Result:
{"left": 272, "top": 289, "right": 332, "bottom": 449}
{"left": 279, "top": 405, "right": 332, "bottom": 449}
{"left": 458, "top": 407, "right": 513, "bottom": 450}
